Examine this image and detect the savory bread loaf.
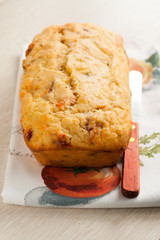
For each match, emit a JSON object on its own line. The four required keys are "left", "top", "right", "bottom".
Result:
{"left": 20, "top": 23, "right": 132, "bottom": 167}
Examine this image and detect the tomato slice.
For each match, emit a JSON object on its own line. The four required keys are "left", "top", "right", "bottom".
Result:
{"left": 41, "top": 166, "right": 121, "bottom": 198}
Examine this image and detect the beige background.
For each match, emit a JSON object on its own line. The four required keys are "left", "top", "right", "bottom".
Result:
{"left": 0, "top": 0, "right": 160, "bottom": 239}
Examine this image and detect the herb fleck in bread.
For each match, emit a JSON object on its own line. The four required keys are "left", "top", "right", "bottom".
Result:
{"left": 20, "top": 23, "right": 132, "bottom": 167}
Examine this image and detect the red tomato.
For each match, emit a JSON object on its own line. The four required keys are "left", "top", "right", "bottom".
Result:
{"left": 42, "top": 166, "right": 121, "bottom": 198}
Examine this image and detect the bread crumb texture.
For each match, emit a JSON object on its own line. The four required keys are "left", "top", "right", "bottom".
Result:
{"left": 20, "top": 23, "right": 132, "bottom": 153}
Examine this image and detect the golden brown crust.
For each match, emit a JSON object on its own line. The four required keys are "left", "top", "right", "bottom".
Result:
{"left": 20, "top": 23, "right": 132, "bottom": 167}
{"left": 32, "top": 149, "right": 123, "bottom": 167}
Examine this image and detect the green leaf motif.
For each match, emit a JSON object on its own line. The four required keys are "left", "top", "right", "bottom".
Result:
{"left": 151, "top": 144, "right": 160, "bottom": 154}
{"left": 139, "top": 133, "right": 160, "bottom": 158}
{"left": 117, "top": 154, "right": 124, "bottom": 164}
{"left": 139, "top": 159, "right": 144, "bottom": 166}
{"left": 145, "top": 51, "right": 160, "bottom": 67}
{"left": 139, "top": 133, "right": 160, "bottom": 145}
{"left": 139, "top": 146, "right": 154, "bottom": 158}
{"left": 65, "top": 167, "right": 100, "bottom": 177}
{"left": 152, "top": 69, "right": 160, "bottom": 80}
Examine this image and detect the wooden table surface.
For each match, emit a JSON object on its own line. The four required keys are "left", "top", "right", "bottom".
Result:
{"left": 0, "top": 0, "right": 160, "bottom": 239}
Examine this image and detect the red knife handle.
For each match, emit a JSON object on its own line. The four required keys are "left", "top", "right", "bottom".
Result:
{"left": 122, "top": 122, "right": 140, "bottom": 198}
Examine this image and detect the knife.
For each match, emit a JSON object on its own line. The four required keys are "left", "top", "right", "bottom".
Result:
{"left": 122, "top": 71, "right": 142, "bottom": 198}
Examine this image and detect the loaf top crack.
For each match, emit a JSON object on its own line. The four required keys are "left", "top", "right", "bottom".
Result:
{"left": 20, "top": 23, "right": 132, "bottom": 152}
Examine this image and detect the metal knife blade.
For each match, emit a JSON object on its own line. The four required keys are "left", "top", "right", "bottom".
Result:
{"left": 122, "top": 70, "right": 142, "bottom": 198}
{"left": 129, "top": 71, "right": 142, "bottom": 123}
